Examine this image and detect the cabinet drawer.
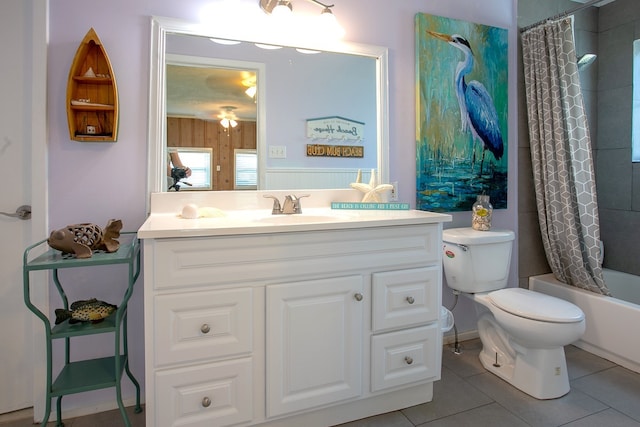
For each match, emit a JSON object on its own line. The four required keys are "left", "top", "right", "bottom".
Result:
{"left": 371, "top": 325, "right": 439, "bottom": 392}
{"left": 372, "top": 267, "right": 440, "bottom": 332}
{"left": 151, "top": 224, "right": 440, "bottom": 290}
{"left": 155, "top": 288, "right": 252, "bottom": 366}
{"left": 155, "top": 357, "right": 253, "bottom": 427}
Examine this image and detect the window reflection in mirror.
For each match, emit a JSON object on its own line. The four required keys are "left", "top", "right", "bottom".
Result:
{"left": 235, "top": 149, "right": 258, "bottom": 190}
{"left": 168, "top": 147, "right": 213, "bottom": 190}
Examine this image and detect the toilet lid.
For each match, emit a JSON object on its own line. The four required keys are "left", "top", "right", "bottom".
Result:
{"left": 488, "top": 288, "right": 584, "bottom": 323}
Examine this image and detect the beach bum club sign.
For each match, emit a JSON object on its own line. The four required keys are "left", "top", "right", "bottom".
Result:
{"left": 306, "top": 116, "right": 365, "bottom": 158}
{"left": 306, "top": 116, "right": 365, "bottom": 141}
{"left": 306, "top": 144, "right": 364, "bottom": 157}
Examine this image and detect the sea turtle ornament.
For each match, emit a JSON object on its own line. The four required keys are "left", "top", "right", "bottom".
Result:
{"left": 47, "top": 219, "right": 123, "bottom": 259}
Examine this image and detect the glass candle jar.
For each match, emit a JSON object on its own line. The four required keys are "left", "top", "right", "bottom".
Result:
{"left": 472, "top": 195, "right": 493, "bottom": 231}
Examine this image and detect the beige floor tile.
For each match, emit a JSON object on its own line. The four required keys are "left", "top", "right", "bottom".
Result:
{"left": 466, "top": 371, "right": 608, "bottom": 427}
{"left": 334, "top": 410, "right": 413, "bottom": 427}
{"left": 562, "top": 408, "right": 640, "bottom": 426}
{"left": 401, "top": 366, "right": 492, "bottom": 425}
{"left": 572, "top": 366, "right": 640, "bottom": 422}
{"left": 565, "top": 344, "right": 617, "bottom": 380}
{"left": 417, "top": 402, "right": 529, "bottom": 427}
{"left": 441, "top": 339, "right": 486, "bottom": 378}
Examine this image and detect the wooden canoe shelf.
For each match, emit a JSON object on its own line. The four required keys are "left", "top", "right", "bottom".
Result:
{"left": 66, "top": 28, "right": 119, "bottom": 142}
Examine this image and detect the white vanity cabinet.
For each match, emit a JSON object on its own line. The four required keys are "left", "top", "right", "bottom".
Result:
{"left": 139, "top": 201, "right": 450, "bottom": 427}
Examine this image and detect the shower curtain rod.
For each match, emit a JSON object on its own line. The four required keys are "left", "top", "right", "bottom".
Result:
{"left": 520, "top": 0, "right": 604, "bottom": 33}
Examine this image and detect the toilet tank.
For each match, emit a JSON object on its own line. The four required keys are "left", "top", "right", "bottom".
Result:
{"left": 442, "top": 228, "right": 515, "bottom": 293}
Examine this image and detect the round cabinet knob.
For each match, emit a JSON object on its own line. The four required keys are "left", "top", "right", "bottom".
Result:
{"left": 406, "top": 296, "right": 415, "bottom": 304}
{"left": 201, "top": 324, "right": 211, "bottom": 334}
{"left": 202, "top": 396, "right": 212, "bottom": 408}
{"left": 354, "top": 293, "right": 364, "bottom": 302}
{"left": 405, "top": 356, "right": 414, "bottom": 365}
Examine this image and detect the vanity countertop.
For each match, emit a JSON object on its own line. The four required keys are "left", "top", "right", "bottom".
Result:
{"left": 138, "top": 190, "right": 451, "bottom": 239}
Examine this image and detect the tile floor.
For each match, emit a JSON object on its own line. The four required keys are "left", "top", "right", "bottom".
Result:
{"left": 2, "top": 339, "right": 640, "bottom": 426}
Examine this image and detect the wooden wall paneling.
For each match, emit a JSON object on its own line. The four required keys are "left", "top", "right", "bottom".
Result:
{"left": 180, "top": 118, "right": 195, "bottom": 147}
{"left": 167, "top": 117, "right": 180, "bottom": 147}
{"left": 241, "top": 121, "right": 257, "bottom": 150}
{"left": 193, "top": 119, "right": 205, "bottom": 148}
{"left": 231, "top": 126, "right": 242, "bottom": 150}
{"left": 205, "top": 120, "right": 220, "bottom": 190}
{"left": 166, "top": 118, "right": 257, "bottom": 190}
{"left": 219, "top": 127, "right": 234, "bottom": 190}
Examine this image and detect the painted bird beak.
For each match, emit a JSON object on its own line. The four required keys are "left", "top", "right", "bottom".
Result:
{"left": 426, "top": 30, "right": 453, "bottom": 42}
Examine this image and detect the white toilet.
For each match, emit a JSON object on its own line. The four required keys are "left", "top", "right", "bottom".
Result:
{"left": 442, "top": 227, "right": 585, "bottom": 399}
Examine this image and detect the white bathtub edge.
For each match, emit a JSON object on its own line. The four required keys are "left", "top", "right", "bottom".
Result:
{"left": 529, "top": 273, "right": 640, "bottom": 374}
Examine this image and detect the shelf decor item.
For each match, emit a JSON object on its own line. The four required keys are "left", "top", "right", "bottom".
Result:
{"left": 350, "top": 169, "right": 393, "bottom": 203}
{"left": 66, "top": 28, "right": 119, "bottom": 142}
{"left": 54, "top": 298, "right": 117, "bottom": 325}
{"left": 471, "top": 194, "right": 493, "bottom": 231}
{"left": 47, "top": 219, "right": 122, "bottom": 258}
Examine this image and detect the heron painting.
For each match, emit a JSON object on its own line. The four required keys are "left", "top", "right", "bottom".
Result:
{"left": 416, "top": 13, "right": 508, "bottom": 212}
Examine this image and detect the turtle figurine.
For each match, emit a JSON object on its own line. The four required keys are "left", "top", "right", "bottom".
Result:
{"left": 47, "top": 219, "right": 123, "bottom": 259}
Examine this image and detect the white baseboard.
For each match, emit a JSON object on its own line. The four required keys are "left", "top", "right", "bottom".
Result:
{"left": 443, "top": 330, "right": 478, "bottom": 346}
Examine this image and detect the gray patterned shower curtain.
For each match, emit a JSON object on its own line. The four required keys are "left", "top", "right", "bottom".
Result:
{"left": 521, "top": 18, "right": 610, "bottom": 296}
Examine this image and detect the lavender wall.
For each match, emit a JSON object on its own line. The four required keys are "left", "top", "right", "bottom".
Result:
{"left": 47, "top": 0, "right": 517, "bottom": 414}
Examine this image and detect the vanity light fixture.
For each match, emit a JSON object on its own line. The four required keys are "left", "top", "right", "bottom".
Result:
{"left": 259, "top": 0, "right": 344, "bottom": 39}
{"left": 271, "top": 0, "right": 293, "bottom": 17}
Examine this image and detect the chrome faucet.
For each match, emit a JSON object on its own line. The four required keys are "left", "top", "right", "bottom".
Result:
{"left": 263, "top": 194, "right": 310, "bottom": 214}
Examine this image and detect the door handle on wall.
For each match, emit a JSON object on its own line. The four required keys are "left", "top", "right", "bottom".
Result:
{"left": 0, "top": 205, "right": 31, "bottom": 220}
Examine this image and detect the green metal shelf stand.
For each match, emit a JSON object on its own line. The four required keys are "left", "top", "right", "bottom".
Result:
{"left": 23, "top": 232, "right": 142, "bottom": 427}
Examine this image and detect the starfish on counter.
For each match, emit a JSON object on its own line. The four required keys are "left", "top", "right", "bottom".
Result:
{"left": 350, "top": 169, "right": 394, "bottom": 203}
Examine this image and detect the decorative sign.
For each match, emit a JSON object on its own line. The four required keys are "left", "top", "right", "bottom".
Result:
{"left": 306, "top": 144, "right": 364, "bottom": 158}
{"left": 331, "top": 202, "right": 410, "bottom": 210}
{"left": 306, "top": 116, "right": 365, "bottom": 141}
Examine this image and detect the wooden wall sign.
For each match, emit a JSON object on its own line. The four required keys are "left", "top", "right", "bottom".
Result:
{"left": 306, "top": 116, "right": 365, "bottom": 141}
{"left": 306, "top": 144, "right": 364, "bottom": 158}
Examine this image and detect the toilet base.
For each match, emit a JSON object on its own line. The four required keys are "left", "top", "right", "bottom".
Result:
{"left": 477, "top": 313, "right": 570, "bottom": 399}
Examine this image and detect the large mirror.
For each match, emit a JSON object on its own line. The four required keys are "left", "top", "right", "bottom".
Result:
{"left": 148, "top": 15, "right": 389, "bottom": 194}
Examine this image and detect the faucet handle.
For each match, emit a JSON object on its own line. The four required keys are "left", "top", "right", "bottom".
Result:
{"left": 263, "top": 195, "right": 282, "bottom": 214}
{"left": 291, "top": 194, "right": 310, "bottom": 214}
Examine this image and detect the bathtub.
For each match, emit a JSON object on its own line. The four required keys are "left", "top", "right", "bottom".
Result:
{"left": 529, "top": 269, "right": 640, "bottom": 374}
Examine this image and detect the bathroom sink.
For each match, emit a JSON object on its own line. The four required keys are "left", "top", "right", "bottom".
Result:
{"left": 253, "top": 212, "right": 352, "bottom": 224}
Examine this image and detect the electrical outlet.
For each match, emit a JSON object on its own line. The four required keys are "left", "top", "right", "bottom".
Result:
{"left": 390, "top": 181, "right": 399, "bottom": 201}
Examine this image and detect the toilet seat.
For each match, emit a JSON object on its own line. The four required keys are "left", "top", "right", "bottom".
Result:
{"left": 488, "top": 288, "right": 584, "bottom": 323}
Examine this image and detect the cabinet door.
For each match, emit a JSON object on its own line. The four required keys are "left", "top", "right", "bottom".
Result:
{"left": 266, "top": 275, "right": 364, "bottom": 417}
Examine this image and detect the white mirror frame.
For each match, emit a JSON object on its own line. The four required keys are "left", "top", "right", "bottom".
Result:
{"left": 147, "top": 15, "right": 389, "bottom": 207}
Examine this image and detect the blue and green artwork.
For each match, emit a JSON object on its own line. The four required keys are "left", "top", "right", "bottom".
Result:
{"left": 416, "top": 13, "right": 508, "bottom": 212}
